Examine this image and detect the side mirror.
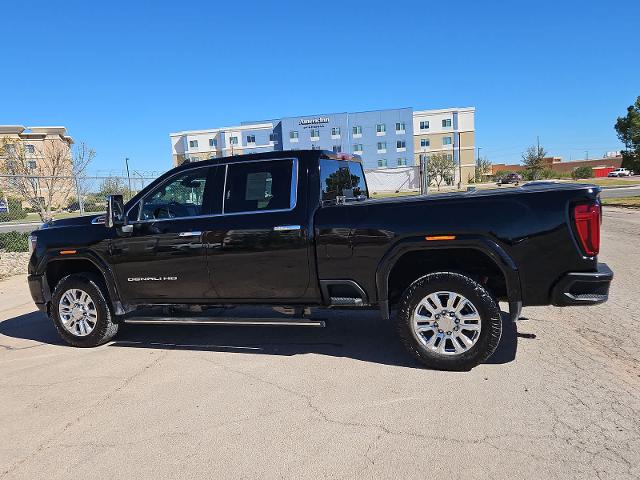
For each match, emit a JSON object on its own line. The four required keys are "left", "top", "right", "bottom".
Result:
{"left": 106, "top": 195, "right": 125, "bottom": 228}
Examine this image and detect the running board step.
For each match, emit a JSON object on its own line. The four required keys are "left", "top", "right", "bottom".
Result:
{"left": 123, "top": 316, "right": 325, "bottom": 327}
{"left": 330, "top": 297, "right": 363, "bottom": 306}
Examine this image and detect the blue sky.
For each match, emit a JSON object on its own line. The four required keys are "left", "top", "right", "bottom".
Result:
{"left": 1, "top": 0, "right": 638, "bottom": 173}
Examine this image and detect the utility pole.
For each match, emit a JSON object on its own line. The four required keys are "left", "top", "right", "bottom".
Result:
{"left": 477, "top": 147, "right": 482, "bottom": 161}
{"left": 585, "top": 150, "right": 589, "bottom": 161}
{"left": 125, "top": 157, "right": 132, "bottom": 199}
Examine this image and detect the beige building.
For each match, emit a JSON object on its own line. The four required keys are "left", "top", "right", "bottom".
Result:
{"left": 0, "top": 125, "right": 75, "bottom": 208}
{"left": 413, "top": 107, "right": 476, "bottom": 184}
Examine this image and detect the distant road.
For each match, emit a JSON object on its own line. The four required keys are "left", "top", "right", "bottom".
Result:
{"left": 0, "top": 222, "right": 42, "bottom": 234}
{"left": 599, "top": 185, "right": 640, "bottom": 198}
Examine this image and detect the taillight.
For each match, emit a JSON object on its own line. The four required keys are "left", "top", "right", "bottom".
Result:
{"left": 573, "top": 203, "right": 600, "bottom": 256}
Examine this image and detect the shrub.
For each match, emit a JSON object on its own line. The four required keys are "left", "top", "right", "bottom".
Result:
{"left": 0, "top": 231, "right": 30, "bottom": 252}
{"left": 0, "top": 197, "right": 27, "bottom": 222}
{"left": 572, "top": 166, "right": 593, "bottom": 180}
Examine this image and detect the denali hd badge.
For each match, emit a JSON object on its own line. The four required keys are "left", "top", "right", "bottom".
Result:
{"left": 127, "top": 276, "right": 178, "bottom": 282}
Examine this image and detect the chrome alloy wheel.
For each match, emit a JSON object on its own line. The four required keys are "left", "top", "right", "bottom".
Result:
{"left": 58, "top": 288, "right": 98, "bottom": 337}
{"left": 411, "top": 291, "right": 482, "bottom": 356}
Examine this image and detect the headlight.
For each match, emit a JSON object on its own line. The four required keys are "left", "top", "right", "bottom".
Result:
{"left": 28, "top": 235, "right": 37, "bottom": 255}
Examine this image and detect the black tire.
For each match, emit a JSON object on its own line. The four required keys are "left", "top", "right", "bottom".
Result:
{"left": 50, "top": 273, "right": 119, "bottom": 347}
{"left": 395, "top": 272, "right": 502, "bottom": 371}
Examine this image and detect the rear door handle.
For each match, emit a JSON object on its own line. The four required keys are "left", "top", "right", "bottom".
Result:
{"left": 273, "top": 225, "right": 301, "bottom": 231}
{"left": 178, "top": 231, "right": 202, "bottom": 237}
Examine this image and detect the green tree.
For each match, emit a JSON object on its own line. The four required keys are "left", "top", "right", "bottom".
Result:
{"left": 427, "top": 153, "right": 456, "bottom": 190}
{"left": 522, "top": 143, "right": 547, "bottom": 180}
{"left": 615, "top": 96, "right": 640, "bottom": 172}
{"left": 474, "top": 156, "right": 492, "bottom": 183}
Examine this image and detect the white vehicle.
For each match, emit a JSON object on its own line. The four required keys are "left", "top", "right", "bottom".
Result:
{"left": 608, "top": 168, "right": 633, "bottom": 177}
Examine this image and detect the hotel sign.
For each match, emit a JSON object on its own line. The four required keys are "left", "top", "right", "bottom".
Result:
{"left": 299, "top": 117, "right": 330, "bottom": 126}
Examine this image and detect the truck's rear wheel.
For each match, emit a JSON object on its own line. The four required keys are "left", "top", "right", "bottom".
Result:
{"left": 395, "top": 272, "right": 502, "bottom": 370}
{"left": 51, "top": 274, "right": 119, "bottom": 347}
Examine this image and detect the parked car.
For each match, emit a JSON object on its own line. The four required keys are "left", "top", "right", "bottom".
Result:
{"left": 608, "top": 168, "right": 633, "bottom": 177}
{"left": 27, "top": 150, "right": 613, "bottom": 370}
{"left": 497, "top": 172, "right": 522, "bottom": 185}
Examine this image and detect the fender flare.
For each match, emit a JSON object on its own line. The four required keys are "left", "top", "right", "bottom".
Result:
{"left": 375, "top": 236, "right": 522, "bottom": 318}
{"left": 38, "top": 249, "right": 125, "bottom": 315}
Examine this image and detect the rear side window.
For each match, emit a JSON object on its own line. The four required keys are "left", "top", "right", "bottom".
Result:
{"left": 224, "top": 159, "right": 295, "bottom": 214}
{"left": 320, "top": 159, "right": 368, "bottom": 202}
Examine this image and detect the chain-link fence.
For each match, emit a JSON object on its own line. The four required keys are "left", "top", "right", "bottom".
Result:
{"left": 0, "top": 173, "right": 160, "bottom": 277}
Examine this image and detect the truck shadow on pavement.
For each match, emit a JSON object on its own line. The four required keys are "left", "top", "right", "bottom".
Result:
{"left": 0, "top": 310, "right": 528, "bottom": 369}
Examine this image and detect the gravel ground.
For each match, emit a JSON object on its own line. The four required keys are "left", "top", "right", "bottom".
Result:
{"left": 0, "top": 251, "right": 30, "bottom": 280}
{"left": 0, "top": 207, "right": 638, "bottom": 480}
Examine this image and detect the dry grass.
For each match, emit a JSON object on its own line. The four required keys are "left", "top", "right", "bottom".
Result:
{"left": 602, "top": 196, "right": 640, "bottom": 208}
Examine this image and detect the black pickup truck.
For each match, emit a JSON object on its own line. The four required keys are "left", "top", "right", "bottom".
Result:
{"left": 27, "top": 150, "right": 612, "bottom": 370}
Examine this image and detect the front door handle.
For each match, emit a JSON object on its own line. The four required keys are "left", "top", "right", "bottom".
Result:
{"left": 273, "top": 225, "right": 301, "bottom": 231}
{"left": 178, "top": 231, "right": 202, "bottom": 237}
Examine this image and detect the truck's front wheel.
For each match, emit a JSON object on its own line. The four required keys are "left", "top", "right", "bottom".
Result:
{"left": 51, "top": 274, "right": 119, "bottom": 347}
{"left": 395, "top": 272, "right": 502, "bottom": 370}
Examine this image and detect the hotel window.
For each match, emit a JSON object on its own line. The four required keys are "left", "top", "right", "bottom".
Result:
{"left": 209, "top": 138, "right": 217, "bottom": 148}
{"left": 290, "top": 131, "right": 299, "bottom": 141}
{"left": 378, "top": 158, "right": 387, "bottom": 167}
{"left": 376, "top": 123, "right": 386, "bottom": 134}
{"left": 397, "top": 158, "right": 407, "bottom": 166}
{"left": 246, "top": 135, "right": 256, "bottom": 144}
{"left": 332, "top": 145, "right": 342, "bottom": 153}
{"left": 446, "top": 153, "right": 453, "bottom": 161}
{"left": 189, "top": 140, "right": 198, "bottom": 148}
{"left": 420, "top": 138, "right": 430, "bottom": 148}
{"left": 442, "top": 136, "right": 452, "bottom": 146}
{"left": 377, "top": 142, "right": 386, "bottom": 152}
{"left": 395, "top": 122, "right": 405, "bottom": 132}
{"left": 352, "top": 125, "right": 362, "bottom": 136}
{"left": 442, "top": 118, "right": 452, "bottom": 128}
{"left": 230, "top": 136, "right": 238, "bottom": 145}
{"left": 353, "top": 144, "right": 363, "bottom": 152}
{"left": 25, "top": 144, "right": 35, "bottom": 154}
{"left": 396, "top": 140, "right": 406, "bottom": 149}
{"left": 269, "top": 133, "right": 277, "bottom": 142}
{"left": 310, "top": 128, "right": 320, "bottom": 139}
{"left": 331, "top": 127, "right": 341, "bottom": 137}
{"left": 27, "top": 159, "right": 37, "bottom": 169}
{"left": 420, "top": 121, "right": 430, "bottom": 130}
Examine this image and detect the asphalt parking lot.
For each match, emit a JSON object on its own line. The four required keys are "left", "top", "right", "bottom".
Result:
{"left": 1, "top": 207, "right": 639, "bottom": 480}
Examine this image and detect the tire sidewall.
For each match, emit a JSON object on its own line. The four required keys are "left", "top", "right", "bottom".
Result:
{"left": 396, "top": 272, "right": 502, "bottom": 370}
{"left": 51, "top": 274, "right": 116, "bottom": 347}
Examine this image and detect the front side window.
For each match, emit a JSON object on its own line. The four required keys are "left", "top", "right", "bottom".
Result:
{"left": 353, "top": 143, "right": 363, "bottom": 152}
{"left": 421, "top": 138, "right": 430, "bottom": 148}
{"left": 189, "top": 140, "right": 198, "bottom": 148}
{"left": 290, "top": 130, "right": 299, "bottom": 141}
{"left": 230, "top": 136, "right": 238, "bottom": 145}
{"left": 443, "top": 136, "right": 452, "bottom": 145}
{"left": 396, "top": 122, "right": 405, "bottom": 132}
{"left": 377, "top": 142, "right": 387, "bottom": 151}
{"left": 376, "top": 123, "right": 386, "bottom": 133}
{"left": 332, "top": 145, "right": 342, "bottom": 153}
{"left": 246, "top": 135, "right": 256, "bottom": 144}
{"left": 27, "top": 159, "right": 37, "bottom": 169}
{"left": 139, "top": 168, "right": 209, "bottom": 220}
{"left": 397, "top": 140, "right": 406, "bottom": 149}
{"left": 378, "top": 158, "right": 387, "bottom": 167}
{"left": 331, "top": 127, "right": 341, "bottom": 136}
{"left": 209, "top": 138, "right": 217, "bottom": 147}
{"left": 420, "top": 121, "right": 429, "bottom": 130}
{"left": 269, "top": 133, "right": 277, "bottom": 142}
{"left": 25, "top": 144, "right": 35, "bottom": 154}
{"left": 352, "top": 125, "right": 362, "bottom": 136}
{"left": 397, "top": 157, "right": 407, "bottom": 166}
{"left": 310, "top": 128, "right": 320, "bottom": 138}
{"left": 442, "top": 118, "right": 452, "bottom": 127}
{"left": 224, "top": 159, "right": 294, "bottom": 214}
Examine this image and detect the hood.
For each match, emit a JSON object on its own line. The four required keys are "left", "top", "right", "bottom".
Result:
{"left": 41, "top": 214, "right": 105, "bottom": 230}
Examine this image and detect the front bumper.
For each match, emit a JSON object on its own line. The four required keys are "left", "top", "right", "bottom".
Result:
{"left": 551, "top": 263, "right": 613, "bottom": 306}
{"left": 28, "top": 274, "right": 50, "bottom": 313}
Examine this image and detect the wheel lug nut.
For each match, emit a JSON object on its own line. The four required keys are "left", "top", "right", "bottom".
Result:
{"left": 438, "top": 329, "right": 443, "bottom": 333}
{"left": 454, "top": 319, "right": 460, "bottom": 324}
{"left": 454, "top": 326, "right": 459, "bottom": 331}
{"left": 446, "top": 331, "right": 452, "bottom": 335}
